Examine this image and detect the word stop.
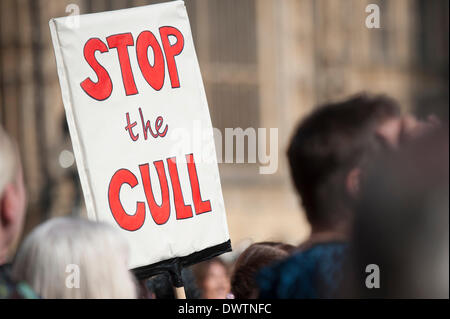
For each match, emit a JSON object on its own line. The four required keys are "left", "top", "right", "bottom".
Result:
{"left": 108, "top": 154, "right": 211, "bottom": 231}
{"left": 80, "top": 26, "right": 184, "bottom": 101}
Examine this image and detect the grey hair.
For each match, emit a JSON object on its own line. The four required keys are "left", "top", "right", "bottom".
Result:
{"left": 12, "top": 217, "right": 137, "bottom": 299}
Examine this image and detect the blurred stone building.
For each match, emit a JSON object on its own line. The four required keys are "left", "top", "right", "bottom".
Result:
{"left": 0, "top": 0, "right": 448, "bottom": 248}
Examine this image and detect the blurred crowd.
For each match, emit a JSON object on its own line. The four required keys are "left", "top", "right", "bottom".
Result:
{"left": 0, "top": 93, "right": 448, "bottom": 299}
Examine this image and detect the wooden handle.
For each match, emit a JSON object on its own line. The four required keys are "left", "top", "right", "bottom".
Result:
{"left": 174, "top": 286, "right": 186, "bottom": 299}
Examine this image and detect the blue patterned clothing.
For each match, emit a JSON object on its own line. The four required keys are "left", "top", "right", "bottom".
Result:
{"left": 0, "top": 264, "right": 39, "bottom": 299}
{"left": 257, "top": 242, "right": 347, "bottom": 299}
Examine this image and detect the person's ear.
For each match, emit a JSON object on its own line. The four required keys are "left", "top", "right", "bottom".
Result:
{"left": 376, "top": 117, "right": 402, "bottom": 149}
{"left": 346, "top": 168, "right": 361, "bottom": 198}
{"left": 0, "top": 184, "right": 18, "bottom": 227}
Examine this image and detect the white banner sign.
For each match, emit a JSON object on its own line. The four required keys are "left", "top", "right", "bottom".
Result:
{"left": 49, "top": 1, "right": 230, "bottom": 270}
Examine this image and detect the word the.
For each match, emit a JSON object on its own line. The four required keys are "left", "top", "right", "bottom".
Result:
{"left": 80, "top": 27, "right": 184, "bottom": 100}
{"left": 108, "top": 153, "right": 211, "bottom": 231}
{"left": 125, "top": 107, "right": 168, "bottom": 141}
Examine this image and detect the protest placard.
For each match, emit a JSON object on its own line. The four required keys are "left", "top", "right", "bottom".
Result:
{"left": 49, "top": 0, "right": 231, "bottom": 282}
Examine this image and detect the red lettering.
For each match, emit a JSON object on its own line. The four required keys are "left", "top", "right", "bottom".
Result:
{"left": 80, "top": 38, "right": 112, "bottom": 101}
{"left": 139, "top": 161, "right": 170, "bottom": 225}
{"left": 155, "top": 116, "right": 168, "bottom": 137}
{"left": 136, "top": 31, "right": 165, "bottom": 91}
{"left": 107, "top": 154, "right": 210, "bottom": 230}
{"left": 159, "top": 26, "right": 184, "bottom": 88}
{"left": 108, "top": 169, "right": 146, "bottom": 231}
{"left": 167, "top": 157, "right": 193, "bottom": 219}
{"left": 186, "top": 154, "right": 211, "bottom": 215}
{"left": 81, "top": 27, "right": 185, "bottom": 99}
{"left": 139, "top": 107, "right": 158, "bottom": 139}
{"left": 125, "top": 112, "right": 139, "bottom": 141}
{"left": 106, "top": 33, "right": 138, "bottom": 96}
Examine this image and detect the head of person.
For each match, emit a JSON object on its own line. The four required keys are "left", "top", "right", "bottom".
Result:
{"left": 287, "top": 94, "right": 401, "bottom": 235}
{"left": 192, "top": 257, "right": 230, "bottom": 299}
{"left": 345, "top": 124, "right": 448, "bottom": 298}
{"left": 231, "top": 242, "right": 295, "bottom": 299}
{"left": 145, "top": 268, "right": 201, "bottom": 299}
{"left": 0, "top": 126, "right": 26, "bottom": 264}
{"left": 12, "top": 217, "right": 137, "bottom": 298}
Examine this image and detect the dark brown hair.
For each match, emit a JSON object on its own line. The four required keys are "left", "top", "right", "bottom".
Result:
{"left": 230, "top": 242, "right": 295, "bottom": 299}
{"left": 287, "top": 93, "right": 400, "bottom": 230}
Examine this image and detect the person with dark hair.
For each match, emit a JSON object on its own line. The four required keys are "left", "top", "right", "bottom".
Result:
{"left": 145, "top": 268, "right": 201, "bottom": 299}
{"left": 257, "top": 94, "right": 402, "bottom": 298}
{"left": 230, "top": 242, "right": 295, "bottom": 299}
{"left": 192, "top": 258, "right": 231, "bottom": 299}
{"left": 343, "top": 124, "right": 448, "bottom": 298}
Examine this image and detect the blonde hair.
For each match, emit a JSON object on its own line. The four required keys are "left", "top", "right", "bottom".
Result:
{"left": 12, "top": 217, "right": 137, "bottom": 299}
{"left": 0, "top": 126, "right": 18, "bottom": 196}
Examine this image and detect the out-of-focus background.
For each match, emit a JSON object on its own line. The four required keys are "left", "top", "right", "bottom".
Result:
{"left": 0, "top": 0, "right": 448, "bottom": 250}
